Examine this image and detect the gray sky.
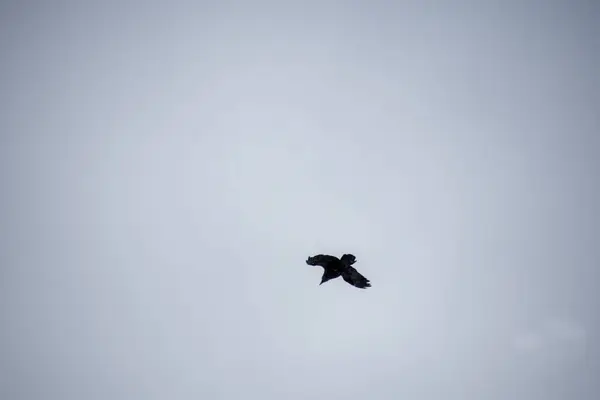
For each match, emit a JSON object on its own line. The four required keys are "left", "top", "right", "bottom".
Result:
{"left": 1, "top": 1, "right": 599, "bottom": 399}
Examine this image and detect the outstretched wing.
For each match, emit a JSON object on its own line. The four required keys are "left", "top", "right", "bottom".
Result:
{"left": 340, "top": 254, "right": 356, "bottom": 265}
{"left": 306, "top": 254, "right": 339, "bottom": 268}
{"left": 341, "top": 266, "right": 371, "bottom": 289}
{"left": 320, "top": 268, "right": 342, "bottom": 284}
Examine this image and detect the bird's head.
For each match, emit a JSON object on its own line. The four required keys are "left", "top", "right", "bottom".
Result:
{"left": 306, "top": 256, "right": 319, "bottom": 266}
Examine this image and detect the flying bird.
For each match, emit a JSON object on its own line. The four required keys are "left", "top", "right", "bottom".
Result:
{"left": 305, "top": 253, "right": 371, "bottom": 289}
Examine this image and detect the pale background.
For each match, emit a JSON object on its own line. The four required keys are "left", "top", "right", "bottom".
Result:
{"left": 1, "top": 1, "right": 599, "bottom": 399}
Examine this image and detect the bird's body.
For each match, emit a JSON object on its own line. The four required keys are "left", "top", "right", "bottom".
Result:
{"left": 305, "top": 253, "right": 371, "bottom": 289}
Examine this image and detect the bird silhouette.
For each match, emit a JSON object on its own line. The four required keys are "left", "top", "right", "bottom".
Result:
{"left": 305, "top": 253, "right": 371, "bottom": 289}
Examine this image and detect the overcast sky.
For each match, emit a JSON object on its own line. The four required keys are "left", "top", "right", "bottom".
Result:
{"left": 1, "top": 1, "right": 599, "bottom": 399}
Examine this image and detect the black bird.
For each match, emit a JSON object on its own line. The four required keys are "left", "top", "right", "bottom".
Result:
{"left": 306, "top": 253, "right": 371, "bottom": 289}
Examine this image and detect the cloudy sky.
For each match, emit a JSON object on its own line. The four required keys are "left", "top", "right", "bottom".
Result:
{"left": 1, "top": 1, "right": 599, "bottom": 399}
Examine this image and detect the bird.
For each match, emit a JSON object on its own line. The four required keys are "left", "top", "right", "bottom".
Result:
{"left": 305, "top": 253, "right": 371, "bottom": 289}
